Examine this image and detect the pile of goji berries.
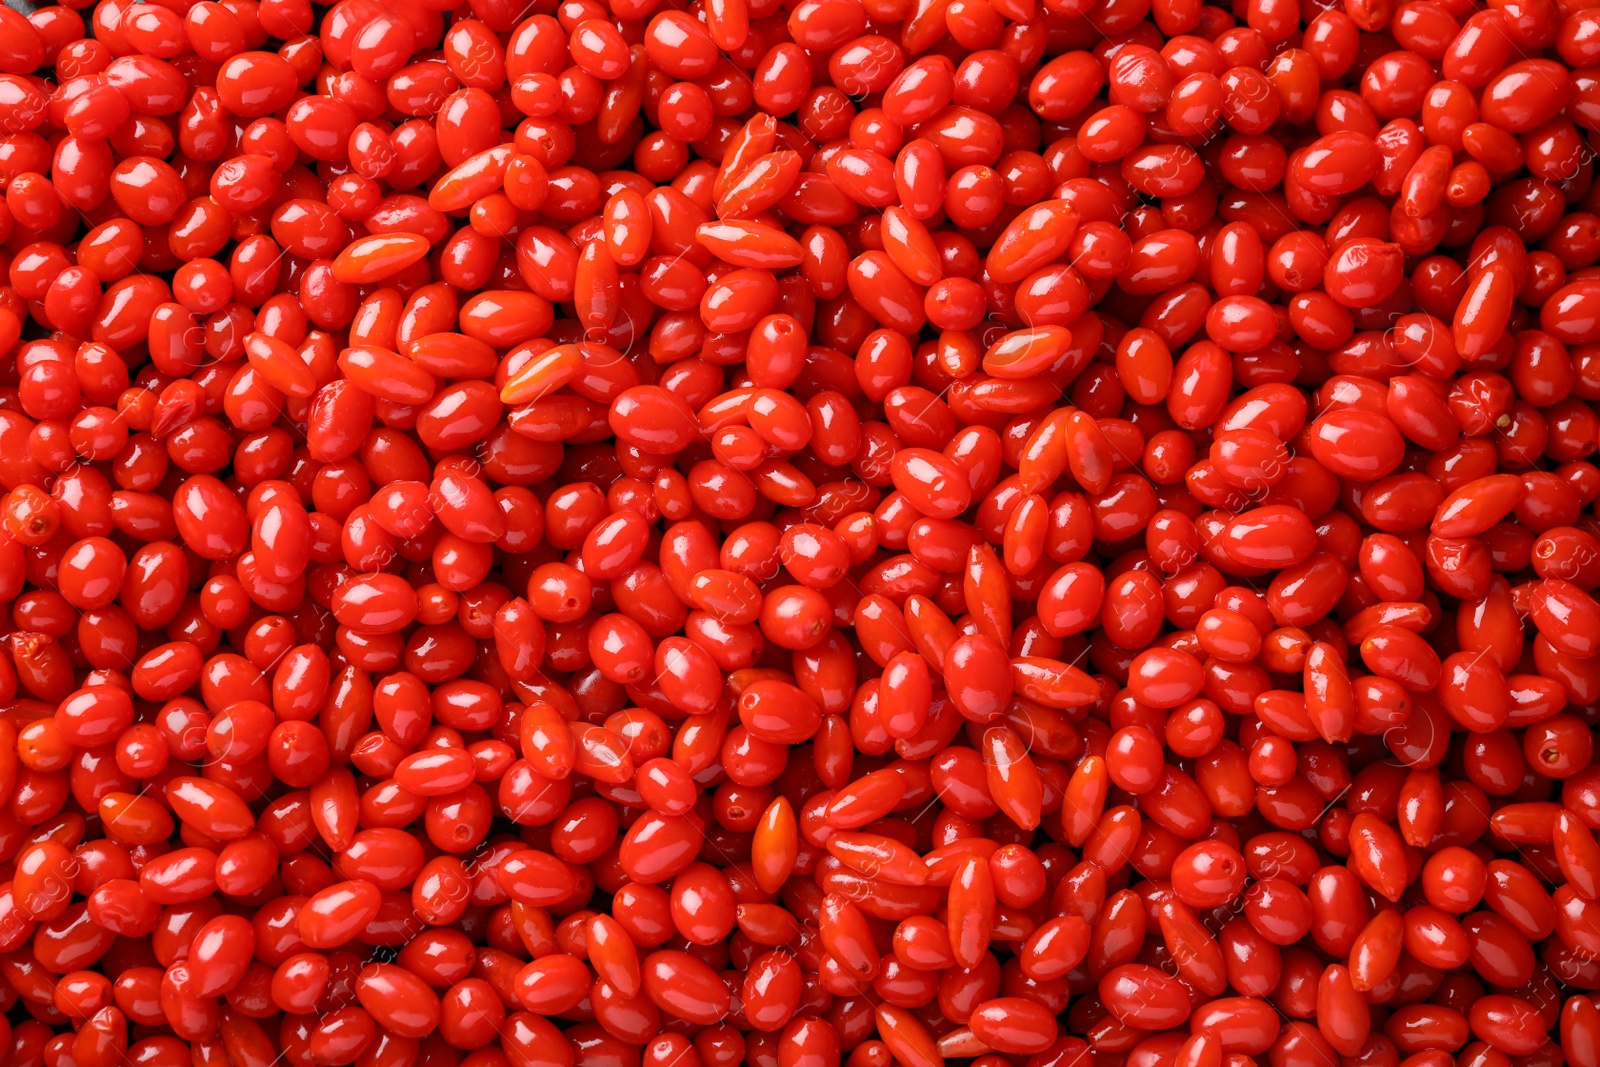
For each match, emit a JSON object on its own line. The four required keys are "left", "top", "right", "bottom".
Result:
{"left": 6, "top": 0, "right": 1600, "bottom": 1063}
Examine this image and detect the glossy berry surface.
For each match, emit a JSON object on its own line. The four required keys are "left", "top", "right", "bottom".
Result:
{"left": 3, "top": 0, "right": 1600, "bottom": 1066}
